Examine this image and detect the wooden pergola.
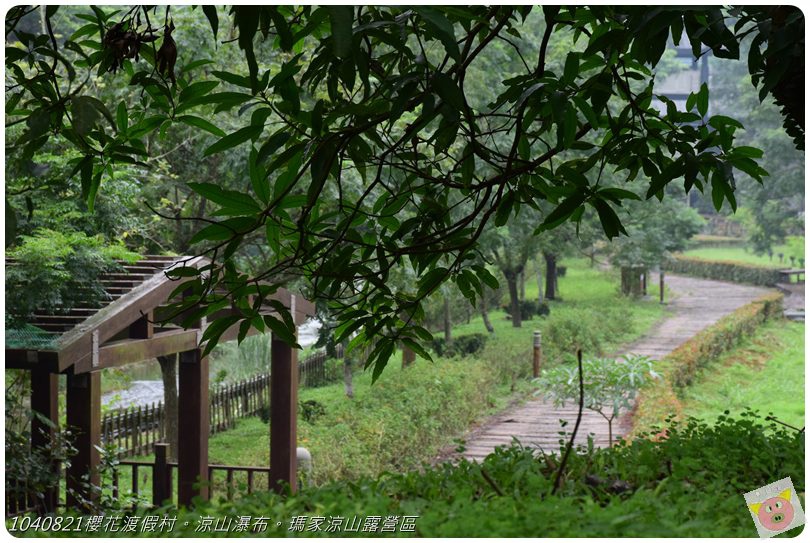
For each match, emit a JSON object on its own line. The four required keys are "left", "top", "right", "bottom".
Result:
{"left": 5, "top": 255, "right": 314, "bottom": 510}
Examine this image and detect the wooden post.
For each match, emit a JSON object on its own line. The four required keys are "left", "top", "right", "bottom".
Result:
{"left": 532, "top": 331, "right": 543, "bottom": 378}
{"left": 30, "top": 369, "right": 59, "bottom": 512}
{"left": 178, "top": 349, "right": 209, "bottom": 505}
{"left": 66, "top": 371, "right": 101, "bottom": 510}
{"left": 659, "top": 271, "right": 665, "bottom": 304}
{"left": 269, "top": 327, "right": 298, "bottom": 494}
{"left": 153, "top": 443, "right": 172, "bottom": 506}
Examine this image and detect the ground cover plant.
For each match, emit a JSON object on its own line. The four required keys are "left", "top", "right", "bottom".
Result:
{"left": 680, "top": 320, "right": 804, "bottom": 429}
{"left": 19, "top": 413, "right": 804, "bottom": 538}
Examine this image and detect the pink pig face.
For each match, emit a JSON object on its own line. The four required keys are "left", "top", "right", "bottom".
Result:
{"left": 756, "top": 495, "right": 794, "bottom": 531}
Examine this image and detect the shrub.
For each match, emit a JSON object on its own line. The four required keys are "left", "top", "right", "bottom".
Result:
{"left": 5, "top": 230, "right": 140, "bottom": 327}
{"left": 501, "top": 299, "right": 550, "bottom": 320}
{"left": 31, "top": 413, "right": 804, "bottom": 537}
{"left": 431, "top": 333, "right": 488, "bottom": 358}
{"left": 542, "top": 310, "right": 605, "bottom": 360}
{"left": 633, "top": 293, "right": 784, "bottom": 432}
{"left": 663, "top": 255, "right": 782, "bottom": 286}
{"left": 536, "top": 354, "right": 659, "bottom": 445}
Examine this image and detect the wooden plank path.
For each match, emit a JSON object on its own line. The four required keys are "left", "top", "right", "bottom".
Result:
{"left": 458, "top": 273, "right": 774, "bottom": 462}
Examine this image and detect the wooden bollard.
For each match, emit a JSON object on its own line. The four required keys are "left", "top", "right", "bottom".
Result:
{"left": 153, "top": 443, "right": 172, "bottom": 506}
{"left": 533, "top": 331, "right": 543, "bottom": 378}
{"left": 659, "top": 271, "right": 665, "bottom": 304}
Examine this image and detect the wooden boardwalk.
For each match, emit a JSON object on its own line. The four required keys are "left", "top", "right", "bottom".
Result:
{"left": 458, "top": 273, "right": 773, "bottom": 461}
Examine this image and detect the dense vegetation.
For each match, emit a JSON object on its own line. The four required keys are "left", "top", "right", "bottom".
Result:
{"left": 5, "top": 6, "right": 802, "bottom": 372}
{"left": 18, "top": 413, "right": 804, "bottom": 537}
{"left": 664, "top": 255, "right": 784, "bottom": 286}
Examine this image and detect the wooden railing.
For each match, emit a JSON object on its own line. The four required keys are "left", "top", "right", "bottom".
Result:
{"left": 113, "top": 444, "right": 272, "bottom": 506}
{"left": 101, "top": 345, "right": 352, "bottom": 459}
{"left": 102, "top": 374, "right": 272, "bottom": 458}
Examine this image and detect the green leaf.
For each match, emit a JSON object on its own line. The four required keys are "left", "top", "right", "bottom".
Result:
{"left": 179, "top": 81, "right": 219, "bottom": 103}
{"left": 591, "top": 199, "right": 627, "bottom": 240}
{"left": 696, "top": 82, "right": 709, "bottom": 117}
{"left": 115, "top": 101, "right": 128, "bottom": 133}
{"left": 202, "top": 5, "right": 219, "bottom": 40}
{"left": 415, "top": 7, "right": 460, "bottom": 61}
{"left": 248, "top": 147, "right": 270, "bottom": 204}
{"left": 188, "top": 182, "right": 262, "bottom": 215}
{"left": 263, "top": 315, "right": 299, "bottom": 347}
{"left": 178, "top": 115, "right": 226, "bottom": 137}
{"left": 71, "top": 96, "right": 100, "bottom": 136}
{"left": 326, "top": 6, "right": 354, "bottom": 59}
{"left": 732, "top": 146, "right": 763, "bottom": 159}
{"left": 257, "top": 131, "right": 291, "bottom": 164}
{"left": 211, "top": 70, "right": 252, "bottom": 89}
{"left": 268, "top": 7, "right": 294, "bottom": 51}
{"left": 433, "top": 72, "right": 465, "bottom": 110}
{"left": 418, "top": 267, "right": 448, "bottom": 298}
{"left": 474, "top": 266, "right": 499, "bottom": 290}
{"left": 309, "top": 139, "right": 337, "bottom": 203}
{"left": 204, "top": 124, "right": 263, "bottom": 156}
{"left": 539, "top": 193, "right": 587, "bottom": 231}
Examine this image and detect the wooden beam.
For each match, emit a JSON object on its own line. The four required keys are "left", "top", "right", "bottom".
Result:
{"left": 177, "top": 349, "right": 209, "bottom": 505}
{"left": 30, "top": 369, "right": 59, "bottom": 512}
{"left": 95, "top": 329, "right": 200, "bottom": 371}
{"left": 129, "top": 311, "right": 154, "bottom": 339}
{"left": 269, "top": 331, "right": 298, "bottom": 494}
{"left": 56, "top": 256, "right": 208, "bottom": 372}
{"left": 65, "top": 371, "right": 100, "bottom": 510}
{"left": 4, "top": 351, "right": 59, "bottom": 371}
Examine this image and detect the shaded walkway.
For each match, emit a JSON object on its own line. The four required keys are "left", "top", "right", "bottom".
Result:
{"left": 457, "top": 273, "right": 773, "bottom": 461}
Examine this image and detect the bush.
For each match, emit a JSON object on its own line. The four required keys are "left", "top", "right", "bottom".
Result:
{"left": 663, "top": 255, "right": 783, "bottom": 286}
{"left": 500, "top": 299, "right": 551, "bottom": 320}
{"left": 431, "top": 333, "right": 488, "bottom": 358}
{"left": 33, "top": 413, "right": 804, "bottom": 537}
{"left": 633, "top": 293, "right": 784, "bottom": 432}
{"left": 5, "top": 230, "right": 140, "bottom": 327}
{"left": 542, "top": 306, "right": 630, "bottom": 360}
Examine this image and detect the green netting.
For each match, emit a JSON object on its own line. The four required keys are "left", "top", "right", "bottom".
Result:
{"left": 5, "top": 324, "right": 60, "bottom": 350}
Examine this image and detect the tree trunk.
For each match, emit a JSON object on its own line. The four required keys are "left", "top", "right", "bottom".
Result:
{"left": 157, "top": 354, "right": 179, "bottom": 462}
{"left": 443, "top": 297, "right": 452, "bottom": 344}
{"left": 536, "top": 263, "right": 543, "bottom": 303}
{"left": 505, "top": 270, "right": 521, "bottom": 328}
{"left": 480, "top": 298, "right": 495, "bottom": 334}
{"left": 519, "top": 271, "right": 525, "bottom": 301}
{"left": 544, "top": 253, "right": 557, "bottom": 301}
{"left": 402, "top": 346, "right": 416, "bottom": 367}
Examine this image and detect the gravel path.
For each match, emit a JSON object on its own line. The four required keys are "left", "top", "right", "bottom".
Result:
{"left": 456, "top": 273, "right": 774, "bottom": 462}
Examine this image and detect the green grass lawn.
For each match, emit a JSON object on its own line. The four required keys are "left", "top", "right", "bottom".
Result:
{"left": 680, "top": 320, "right": 805, "bottom": 429}
{"left": 681, "top": 246, "right": 793, "bottom": 268}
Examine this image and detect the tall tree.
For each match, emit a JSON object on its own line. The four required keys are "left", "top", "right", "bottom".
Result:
{"left": 5, "top": 6, "right": 796, "bottom": 378}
